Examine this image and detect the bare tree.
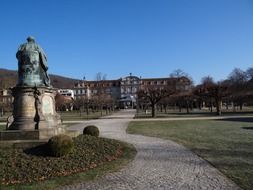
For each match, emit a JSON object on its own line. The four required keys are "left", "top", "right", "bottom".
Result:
{"left": 55, "top": 93, "right": 73, "bottom": 111}
{"left": 137, "top": 87, "right": 175, "bottom": 117}
{"left": 169, "top": 69, "right": 188, "bottom": 78}
{"left": 246, "top": 67, "right": 253, "bottom": 81}
{"left": 194, "top": 76, "right": 215, "bottom": 112}
{"left": 227, "top": 68, "right": 249, "bottom": 110}
{"left": 195, "top": 76, "right": 229, "bottom": 115}
{"left": 228, "top": 68, "right": 247, "bottom": 84}
{"left": 201, "top": 76, "right": 214, "bottom": 85}
{"left": 95, "top": 72, "right": 107, "bottom": 81}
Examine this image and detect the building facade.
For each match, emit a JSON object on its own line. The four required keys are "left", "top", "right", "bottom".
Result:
{"left": 73, "top": 74, "right": 191, "bottom": 108}
{"left": 141, "top": 77, "right": 191, "bottom": 91}
{"left": 120, "top": 74, "right": 140, "bottom": 108}
{"left": 57, "top": 89, "right": 75, "bottom": 99}
{"left": 73, "top": 80, "right": 121, "bottom": 100}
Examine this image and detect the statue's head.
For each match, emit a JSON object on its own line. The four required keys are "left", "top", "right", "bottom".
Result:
{"left": 27, "top": 36, "right": 35, "bottom": 42}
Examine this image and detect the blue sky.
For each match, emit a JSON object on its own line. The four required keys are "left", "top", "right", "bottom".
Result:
{"left": 0, "top": 0, "right": 252, "bottom": 84}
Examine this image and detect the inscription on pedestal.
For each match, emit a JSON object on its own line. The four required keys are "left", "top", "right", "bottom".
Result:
{"left": 42, "top": 95, "right": 54, "bottom": 115}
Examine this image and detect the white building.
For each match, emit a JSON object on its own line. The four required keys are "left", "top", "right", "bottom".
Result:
{"left": 120, "top": 74, "right": 140, "bottom": 108}
{"left": 57, "top": 89, "right": 75, "bottom": 99}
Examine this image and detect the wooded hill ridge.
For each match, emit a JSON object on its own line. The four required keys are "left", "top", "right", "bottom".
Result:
{"left": 0, "top": 68, "right": 79, "bottom": 89}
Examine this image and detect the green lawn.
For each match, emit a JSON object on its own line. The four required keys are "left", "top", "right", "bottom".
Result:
{"left": 127, "top": 119, "right": 253, "bottom": 190}
{"left": 135, "top": 107, "right": 253, "bottom": 118}
{"left": 59, "top": 110, "right": 114, "bottom": 121}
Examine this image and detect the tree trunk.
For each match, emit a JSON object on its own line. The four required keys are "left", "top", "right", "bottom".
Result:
{"left": 1, "top": 107, "right": 3, "bottom": 117}
{"left": 198, "top": 101, "right": 201, "bottom": 110}
{"left": 86, "top": 104, "right": 89, "bottom": 115}
{"left": 151, "top": 103, "right": 156, "bottom": 117}
{"left": 100, "top": 105, "right": 103, "bottom": 116}
{"left": 186, "top": 101, "right": 189, "bottom": 114}
{"left": 239, "top": 103, "right": 243, "bottom": 110}
{"left": 232, "top": 102, "right": 236, "bottom": 112}
{"left": 216, "top": 98, "right": 222, "bottom": 116}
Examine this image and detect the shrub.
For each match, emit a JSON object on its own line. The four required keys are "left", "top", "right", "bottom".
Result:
{"left": 83, "top": 125, "right": 99, "bottom": 137}
{"left": 48, "top": 134, "right": 74, "bottom": 157}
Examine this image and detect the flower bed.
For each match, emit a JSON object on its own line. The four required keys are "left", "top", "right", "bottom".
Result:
{"left": 0, "top": 135, "right": 123, "bottom": 185}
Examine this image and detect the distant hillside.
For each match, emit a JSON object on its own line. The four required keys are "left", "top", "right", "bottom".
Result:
{"left": 0, "top": 68, "right": 80, "bottom": 89}
{"left": 50, "top": 74, "right": 80, "bottom": 88}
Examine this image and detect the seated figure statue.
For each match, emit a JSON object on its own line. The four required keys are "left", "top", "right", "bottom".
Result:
{"left": 16, "top": 36, "right": 51, "bottom": 87}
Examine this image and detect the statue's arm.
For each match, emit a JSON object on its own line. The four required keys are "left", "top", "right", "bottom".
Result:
{"left": 38, "top": 47, "right": 48, "bottom": 71}
{"left": 16, "top": 45, "right": 24, "bottom": 59}
{"left": 16, "top": 51, "right": 20, "bottom": 59}
{"left": 40, "top": 53, "right": 48, "bottom": 70}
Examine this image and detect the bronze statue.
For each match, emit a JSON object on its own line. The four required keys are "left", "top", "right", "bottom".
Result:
{"left": 1, "top": 36, "right": 64, "bottom": 140}
{"left": 16, "top": 36, "right": 51, "bottom": 87}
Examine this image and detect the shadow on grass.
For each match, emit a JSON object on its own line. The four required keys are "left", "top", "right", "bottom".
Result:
{"left": 24, "top": 143, "right": 50, "bottom": 157}
{"left": 136, "top": 111, "right": 253, "bottom": 118}
{"left": 217, "top": 117, "right": 253, "bottom": 123}
{"left": 194, "top": 148, "right": 253, "bottom": 158}
{"left": 242, "top": 127, "right": 253, "bottom": 130}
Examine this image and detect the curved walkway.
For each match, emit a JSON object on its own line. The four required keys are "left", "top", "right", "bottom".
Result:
{"left": 61, "top": 110, "right": 240, "bottom": 190}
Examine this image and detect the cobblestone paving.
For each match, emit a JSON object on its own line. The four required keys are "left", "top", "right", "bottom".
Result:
{"left": 60, "top": 110, "right": 240, "bottom": 190}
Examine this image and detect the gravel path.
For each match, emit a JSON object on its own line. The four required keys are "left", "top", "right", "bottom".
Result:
{"left": 60, "top": 110, "right": 240, "bottom": 190}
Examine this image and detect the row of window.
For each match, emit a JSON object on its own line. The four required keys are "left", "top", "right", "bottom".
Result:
{"left": 121, "top": 80, "right": 139, "bottom": 85}
{"left": 76, "top": 82, "right": 120, "bottom": 88}
{"left": 75, "top": 89, "right": 112, "bottom": 95}
{"left": 121, "top": 87, "right": 138, "bottom": 93}
{"left": 74, "top": 83, "right": 185, "bottom": 96}
{"left": 142, "top": 80, "right": 173, "bottom": 85}
{"left": 121, "top": 80, "right": 174, "bottom": 86}
{"left": 76, "top": 79, "right": 180, "bottom": 88}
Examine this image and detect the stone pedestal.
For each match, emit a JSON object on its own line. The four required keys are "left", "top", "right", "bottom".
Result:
{"left": 3, "top": 86, "right": 65, "bottom": 140}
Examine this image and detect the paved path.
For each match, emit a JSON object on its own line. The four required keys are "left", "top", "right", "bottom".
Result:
{"left": 60, "top": 109, "right": 240, "bottom": 190}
